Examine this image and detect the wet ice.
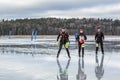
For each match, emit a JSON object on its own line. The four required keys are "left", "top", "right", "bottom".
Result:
{"left": 0, "top": 36, "right": 119, "bottom": 80}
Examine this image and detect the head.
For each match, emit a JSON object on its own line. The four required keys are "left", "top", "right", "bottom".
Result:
{"left": 80, "top": 29, "right": 84, "bottom": 33}
{"left": 61, "top": 28, "right": 65, "bottom": 33}
{"left": 97, "top": 27, "right": 101, "bottom": 32}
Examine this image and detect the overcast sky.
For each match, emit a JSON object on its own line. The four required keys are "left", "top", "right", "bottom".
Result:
{"left": 0, "top": 0, "right": 120, "bottom": 20}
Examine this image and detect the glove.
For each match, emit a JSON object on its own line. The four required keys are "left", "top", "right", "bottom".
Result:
{"left": 102, "top": 39, "right": 104, "bottom": 41}
{"left": 81, "top": 44, "right": 85, "bottom": 47}
{"left": 56, "top": 41, "right": 59, "bottom": 46}
{"left": 65, "top": 42, "right": 69, "bottom": 48}
{"left": 96, "top": 43, "right": 99, "bottom": 47}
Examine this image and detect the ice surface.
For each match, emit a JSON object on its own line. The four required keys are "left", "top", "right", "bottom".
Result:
{"left": 0, "top": 36, "right": 119, "bottom": 80}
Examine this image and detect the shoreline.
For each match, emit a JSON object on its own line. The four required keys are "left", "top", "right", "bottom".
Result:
{"left": 1, "top": 35, "right": 120, "bottom": 38}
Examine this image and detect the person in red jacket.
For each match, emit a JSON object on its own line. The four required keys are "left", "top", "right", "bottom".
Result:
{"left": 78, "top": 29, "right": 87, "bottom": 58}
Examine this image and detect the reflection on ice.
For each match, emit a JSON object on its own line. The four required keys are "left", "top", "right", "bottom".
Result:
{"left": 57, "top": 59, "right": 71, "bottom": 80}
{"left": 0, "top": 36, "right": 119, "bottom": 80}
{"left": 76, "top": 58, "right": 87, "bottom": 80}
{"left": 95, "top": 55, "right": 104, "bottom": 80}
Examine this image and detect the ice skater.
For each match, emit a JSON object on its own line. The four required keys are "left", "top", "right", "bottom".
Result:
{"left": 95, "top": 27, "right": 104, "bottom": 55}
{"left": 77, "top": 29, "right": 87, "bottom": 58}
{"left": 56, "top": 28, "right": 71, "bottom": 58}
{"left": 57, "top": 59, "right": 71, "bottom": 80}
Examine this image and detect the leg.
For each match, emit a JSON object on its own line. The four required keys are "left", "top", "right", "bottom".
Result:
{"left": 65, "top": 48, "right": 71, "bottom": 58}
{"left": 57, "top": 42, "right": 63, "bottom": 58}
{"left": 82, "top": 47, "right": 84, "bottom": 58}
{"left": 96, "top": 42, "right": 99, "bottom": 55}
{"left": 64, "top": 42, "right": 71, "bottom": 58}
{"left": 78, "top": 44, "right": 81, "bottom": 58}
{"left": 100, "top": 41, "right": 104, "bottom": 54}
{"left": 81, "top": 43, "right": 85, "bottom": 58}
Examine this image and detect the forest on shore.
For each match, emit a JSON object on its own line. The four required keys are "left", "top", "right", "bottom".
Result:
{"left": 0, "top": 18, "right": 120, "bottom": 35}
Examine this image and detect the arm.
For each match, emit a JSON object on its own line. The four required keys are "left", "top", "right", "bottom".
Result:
{"left": 68, "top": 38, "right": 70, "bottom": 43}
{"left": 57, "top": 33, "right": 60, "bottom": 41}
{"left": 95, "top": 33, "right": 97, "bottom": 41}
{"left": 66, "top": 32, "right": 70, "bottom": 42}
{"left": 84, "top": 34, "right": 87, "bottom": 40}
{"left": 102, "top": 32, "right": 104, "bottom": 40}
{"left": 78, "top": 34, "right": 80, "bottom": 40}
{"left": 68, "top": 33, "right": 70, "bottom": 42}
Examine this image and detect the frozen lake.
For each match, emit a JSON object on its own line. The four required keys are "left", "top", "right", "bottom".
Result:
{"left": 0, "top": 36, "right": 120, "bottom": 80}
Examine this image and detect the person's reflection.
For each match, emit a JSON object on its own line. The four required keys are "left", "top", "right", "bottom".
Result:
{"left": 57, "top": 59, "right": 71, "bottom": 80}
{"left": 31, "top": 42, "right": 37, "bottom": 57}
{"left": 31, "top": 41, "right": 37, "bottom": 49}
{"left": 2, "top": 47, "right": 5, "bottom": 54}
{"left": 95, "top": 55, "right": 104, "bottom": 80}
{"left": 6, "top": 43, "right": 12, "bottom": 53}
{"left": 76, "top": 58, "right": 87, "bottom": 80}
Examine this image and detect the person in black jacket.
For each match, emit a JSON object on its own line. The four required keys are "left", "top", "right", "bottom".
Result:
{"left": 78, "top": 29, "right": 87, "bottom": 58}
{"left": 95, "top": 27, "right": 104, "bottom": 55}
{"left": 56, "top": 28, "right": 71, "bottom": 58}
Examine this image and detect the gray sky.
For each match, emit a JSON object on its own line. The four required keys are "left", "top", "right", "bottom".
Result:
{"left": 0, "top": 0, "right": 120, "bottom": 19}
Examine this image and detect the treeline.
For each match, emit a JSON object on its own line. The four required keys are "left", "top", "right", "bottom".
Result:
{"left": 0, "top": 18, "right": 120, "bottom": 35}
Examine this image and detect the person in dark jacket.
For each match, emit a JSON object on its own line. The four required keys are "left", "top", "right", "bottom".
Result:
{"left": 95, "top": 27, "right": 104, "bottom": 55}
{"left": 56, "top": 28, "right": 71, "bottom": 58}
{"left": 78, "top": 29, "right": 87, "bottom": 58}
